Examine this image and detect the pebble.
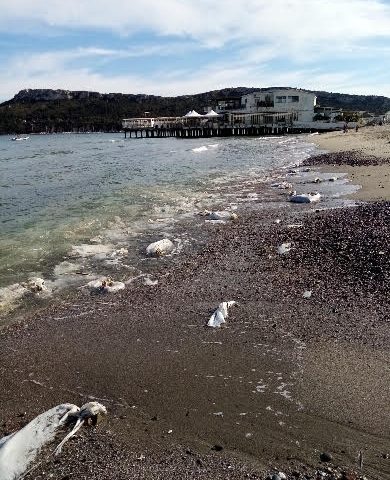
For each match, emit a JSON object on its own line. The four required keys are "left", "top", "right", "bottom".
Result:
{"left": 211, "top": 444, "right": 224, "bottom": 451}
{"left": 320, "top": 452, "right": 333, "bottom": 462}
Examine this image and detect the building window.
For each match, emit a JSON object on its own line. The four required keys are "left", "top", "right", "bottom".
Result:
{"left": 275, "top": 96, "right": 286, "bottom": 103}
{"left": 288, "top": 95, "right": 299, "bottom": 103}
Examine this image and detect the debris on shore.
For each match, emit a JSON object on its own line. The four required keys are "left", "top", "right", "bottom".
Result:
{"left": 207, "top": 301, "right": 237, "bottom": 327}
{"left": 146, "top": 238, "right": 174, "bottom": 257}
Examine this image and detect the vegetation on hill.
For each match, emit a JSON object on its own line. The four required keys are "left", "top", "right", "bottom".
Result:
{"left": 0, "top": 87, "right": 389, "bottom": 134}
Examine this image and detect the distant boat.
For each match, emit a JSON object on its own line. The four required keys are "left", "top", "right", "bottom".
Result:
{"left": 11, "top": 136, "right": 29, "bottom": 141}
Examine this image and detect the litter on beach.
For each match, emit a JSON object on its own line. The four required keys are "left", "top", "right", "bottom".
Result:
{"left": 0, "top": 402, "right": 106, "bottom": 480}
{"left": 206, "top": 211, "right": 238, "bottom": 221}
{"left": 277, "top": 243, "right": 292, "bottom": 255}
{"left": 289, "top": 192, "right": 321, "bottom": 203}
{"left": 86, "top": 277, "right": 125, "bottom": 294}
{"left": 207, "top": 301, "right": 236, "bottom": 328}
{"left": 270, "top": 181, "right": 293, "bottom": 189}
{"left": 54, "top": 402, "right": 107, "bottom": 455}
{"left": 146, "top": 238, "right": 174, "bottom": 257}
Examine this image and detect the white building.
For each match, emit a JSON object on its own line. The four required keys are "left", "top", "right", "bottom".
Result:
{"left": 240, "top": 88, "right": 317, "bottom": 123}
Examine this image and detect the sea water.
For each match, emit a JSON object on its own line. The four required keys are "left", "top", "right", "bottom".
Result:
{"left": 0, "top": 133, "right": 320, "bottom": 315}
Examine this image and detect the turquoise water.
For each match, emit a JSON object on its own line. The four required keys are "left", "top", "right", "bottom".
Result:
{"left": 0, "top": 133, "right": 319, "bottom": 312}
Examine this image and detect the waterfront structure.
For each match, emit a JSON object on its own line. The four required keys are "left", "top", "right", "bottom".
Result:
{"left": 121, "top": 87, "right": 351, "bottom": 138}
{"left": 122, "top": 116, "right": 183, "bottom": 129}
{"left": 240, "top": 88, "right": 317, "bottom": 123}
{"left": 214, "top": 97, "right": 242, "bottom": 114}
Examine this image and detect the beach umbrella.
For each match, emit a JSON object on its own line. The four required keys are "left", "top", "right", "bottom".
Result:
{"left": 204, "top": 109, "right": 220, "bottom": 118}
{"left": 183, "top": 110, "right": 203, "bottom": 118}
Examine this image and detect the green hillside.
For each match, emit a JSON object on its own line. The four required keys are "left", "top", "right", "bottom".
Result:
{"left": 1, "top": 87, "right": 389, "bottom": 134}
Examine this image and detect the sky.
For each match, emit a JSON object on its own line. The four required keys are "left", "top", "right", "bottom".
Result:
{"left": 1, "top": 0, "right": 390, "bottom": 101}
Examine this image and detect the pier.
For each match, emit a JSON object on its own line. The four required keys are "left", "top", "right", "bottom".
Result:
{"left": 123, "top": 124, "right": 321, "bottom": 139}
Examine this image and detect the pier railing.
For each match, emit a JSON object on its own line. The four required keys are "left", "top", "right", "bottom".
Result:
{"left": 123, "top": 124, "right": 325, "bottom": 139}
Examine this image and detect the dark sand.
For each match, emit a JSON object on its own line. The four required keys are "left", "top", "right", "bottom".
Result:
{"left": 0, "top": 153, "right": 389, "bottom": 479}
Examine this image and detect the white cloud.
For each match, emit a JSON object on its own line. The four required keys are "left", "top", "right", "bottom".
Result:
{"left": 1, "top": 45, "right": 390, "bottom": 102}
{"left": 1, "top": 1, "right": 390, "bottom": 100}
{"left": 2, "top": 0, "right": 390, "bottom": 48}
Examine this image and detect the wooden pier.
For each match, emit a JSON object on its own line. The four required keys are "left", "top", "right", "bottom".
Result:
{"left": 123, "top": 125, "right": 321, "bottom": 139}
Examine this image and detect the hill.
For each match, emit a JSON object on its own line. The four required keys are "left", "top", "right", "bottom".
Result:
{"left": 1, "top": 87, "right": 389, "bottom": 134}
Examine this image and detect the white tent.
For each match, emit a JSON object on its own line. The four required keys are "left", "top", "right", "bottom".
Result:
{"left": 204, "top": 109, "right": 220, "bottom": 118}
{"left": 183, "top": 110, "right": 203, "bottom": 118}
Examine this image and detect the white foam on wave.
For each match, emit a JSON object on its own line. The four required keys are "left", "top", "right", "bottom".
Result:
{"left": 69, "top": 244, "right": 113, "bottom": 258}
{"left": 0, "top": 283, "right": 29, "bottom": 312}
{"left": 192, "top": 146, "right": 208, "bottom": 152}
{"left": 0, "top": 404, "right": 77, "bottom": 480}
{"left": 53, "top": 261, "right": 81, "bottom": 276}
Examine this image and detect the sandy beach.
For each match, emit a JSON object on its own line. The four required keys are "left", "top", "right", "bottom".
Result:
{"left": 0, "top": 128, "right": 389, "bottom": 480}
{"left": 310, "top": 125, "right": 390, "bottom": 201}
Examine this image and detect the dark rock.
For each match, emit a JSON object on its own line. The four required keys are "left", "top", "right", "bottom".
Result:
{"left": 211, "top": 444, "right": 224, "bottom": 451}
{"left": 320, "top": 452, "right": 333, "bottom": 462}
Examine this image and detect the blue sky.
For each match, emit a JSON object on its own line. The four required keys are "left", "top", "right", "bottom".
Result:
{"left": 1, "top": 0, "right": 390, "bottom": 101}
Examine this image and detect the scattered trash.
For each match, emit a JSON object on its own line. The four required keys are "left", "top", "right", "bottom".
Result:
{"left": 207, "top": 211, "right": 238, "bottom": 221}
{"left": 86, "top": 277, "right": 125, "bottom": 294}
{"left": 289, "top": 192, "right": 321, "bottom": 203}
{"left": 287, "top": 223, "right": 303, "bottom": 229}
{"left": 0, "top": 402, "right": 107, "bottom": 480}
{"left": 207, "top": 301, "right": 236, "bottom": 328}
{"left": 89, "top": 235, "right": 103, "bottom": 244}
{"left": 146, "top": 238, "right": 174, "bottom": 257}
{"left": 270, "top": 181, "right": 293, "bottom": 190}
{"left": 275, "top": 219, "right": 281, "bottom": 224}
{"left": 24, "top": 277, "right": 47, "bottom": 293}
{"left": 303, "top": 290, "right": 312, "bottom": 299}
{"left": 277, "top": 243, "right": 292, "bottom": 255}
{"left": 313, "top": 177, "right": 322, "bottom": 184}
{"left": 54, "top": 402, "right": 107, "bottom": 455}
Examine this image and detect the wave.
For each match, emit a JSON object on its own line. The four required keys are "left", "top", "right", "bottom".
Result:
{"left": 192, "top": 146, "right": 208, "bottom": 152}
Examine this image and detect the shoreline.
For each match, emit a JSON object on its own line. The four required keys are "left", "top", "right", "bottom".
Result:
{"left": 308, "top": 125, "right": 390, "bottom": 201}
{"left": 0, "top": 135, "right": 389, "bottom": 479}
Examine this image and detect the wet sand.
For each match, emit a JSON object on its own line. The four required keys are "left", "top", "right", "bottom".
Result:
{"left": 0, "top": 135, "right": 389, "bottom": 479}
{"left": 310, "top": 125, "right": 390, "bottom": 201}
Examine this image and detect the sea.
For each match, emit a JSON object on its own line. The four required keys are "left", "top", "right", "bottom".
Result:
{"left": 0, "top": 132, "right": 354, "bottom": 318}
